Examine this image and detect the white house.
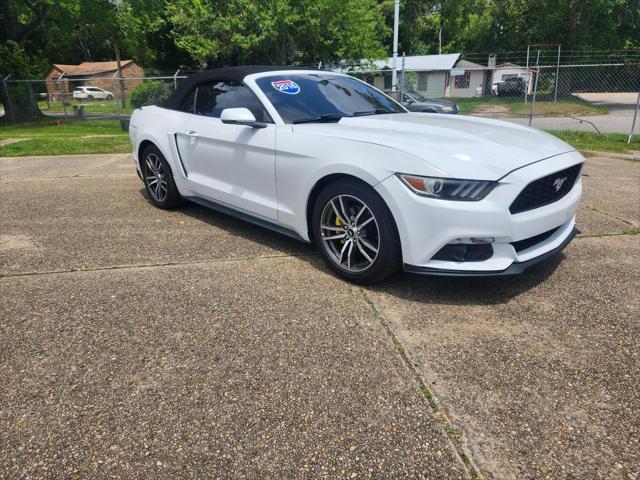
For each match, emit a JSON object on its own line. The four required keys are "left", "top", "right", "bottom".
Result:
{"left": 337, "top": 55, "right": 538, "bottom": 99}
{"left": 362, "top": 53, "right": 461, "bottom": 99}
{"left": 445, "top": 59, "right": 488, "bottom": 98}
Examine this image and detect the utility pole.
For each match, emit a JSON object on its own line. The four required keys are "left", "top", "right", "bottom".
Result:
{"left": 391, "top": 0, "right": 400, "bottom": 92}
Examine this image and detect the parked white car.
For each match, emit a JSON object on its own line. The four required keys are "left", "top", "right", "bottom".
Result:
{"left": 129, "top": 67, "right": 583, "bottom": 283}
{"left": 72, "top": 86, "right": 113, "bottom": 101}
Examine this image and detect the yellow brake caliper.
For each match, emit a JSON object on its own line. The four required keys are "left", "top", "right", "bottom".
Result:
{"left": 336, "top": 216, "right": 345, "bottom": 244}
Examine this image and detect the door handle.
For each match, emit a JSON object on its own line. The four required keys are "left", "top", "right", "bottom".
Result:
{"left": 186, "top": 130, "right": 198, "bottom": 137}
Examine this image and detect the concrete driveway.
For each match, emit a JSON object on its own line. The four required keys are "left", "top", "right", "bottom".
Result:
{"left": 507, "top": 107, "right": 638, "bottom": 134}
{"left": 1, "top": 152, "right": 638, "bottom": 479}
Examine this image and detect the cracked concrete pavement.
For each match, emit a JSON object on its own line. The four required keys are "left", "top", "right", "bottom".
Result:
{"left": 1, "top": 151, "right": 639, "bottom": 479}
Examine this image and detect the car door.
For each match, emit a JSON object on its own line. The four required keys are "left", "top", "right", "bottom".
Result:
{"left": 87, "top": 87, "right": 101, "bottom": 99}
{"left": 175, "top": 81, "right": 278, "bottom": 221}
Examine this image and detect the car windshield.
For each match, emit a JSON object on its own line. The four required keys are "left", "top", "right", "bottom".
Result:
{"left": 255, "top": 73, "right": 405, "bottom": 124}
{"left": 405, "top": 91, "right": 429, "bottom": 102}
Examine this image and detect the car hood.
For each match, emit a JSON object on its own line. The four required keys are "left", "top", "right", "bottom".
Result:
{"left": 412, "top": 99, "right": 456, "bottom": 108}
{"left": 293, "top": 113, "right": 575, "bottom": 180}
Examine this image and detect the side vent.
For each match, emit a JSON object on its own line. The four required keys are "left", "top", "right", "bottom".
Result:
{"left": 173, "top": 133, "right": 189, "bottom": 177}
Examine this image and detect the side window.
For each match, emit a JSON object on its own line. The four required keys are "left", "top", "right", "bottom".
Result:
{"left": 194, "top": 81, "right": 271, "bottom": 122}
{"left": 178, "top": 88, "right": 197, "bottom": 113}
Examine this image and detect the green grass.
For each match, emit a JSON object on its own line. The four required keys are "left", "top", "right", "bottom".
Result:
{"left": 38, "top": 99, "right": 134, "bottom": 115}
{"left": 510, "top": 98, "right": 608, "bottom": 117}
{"left": 546, "top": 130, "right": 639, "bottom": 153}
{"left": 1, "top": 116, "right": 637, "bottom": 158}
{"left": 0, "top": 118, "right": 130, "bottom": 157}
{"left": 455, "top": 95, "right": 608, "bottom": 117}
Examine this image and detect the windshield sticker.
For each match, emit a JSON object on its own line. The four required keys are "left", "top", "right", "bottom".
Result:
{"left": 271, "top": 80, "right": 300, "bottom": 95}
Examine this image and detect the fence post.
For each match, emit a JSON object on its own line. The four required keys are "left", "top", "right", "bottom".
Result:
{"left": 173, "top": 69, "right": 180, "bottom": 90}
{"left": 553, "top": 45, "right": 561, "bottom": 102}
{"left": 2, "top": 74, "right": 16, "bottom": 124}
{"left": 528, "top": 51, "right": 541, "bottom": 127}
{"left": 628, "top": 90, "right": 640, "bottom": 144}
{"left": 400, "top": 52, "right": 406, "bottom": 100}
{"left": 525, "top": 46, "right": 530, "bottom": 104}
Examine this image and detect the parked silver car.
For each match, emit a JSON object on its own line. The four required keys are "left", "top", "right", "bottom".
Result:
{"left": 399, "top": 91, "right": 459, "bottom": 114}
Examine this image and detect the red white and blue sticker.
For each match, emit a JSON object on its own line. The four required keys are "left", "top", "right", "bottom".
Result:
{"left": 271, "top": 79, "right": 300, "bottom": 95}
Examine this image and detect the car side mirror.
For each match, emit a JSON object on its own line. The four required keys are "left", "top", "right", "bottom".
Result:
{"left": 220, "top": 108, "right": 267, "bottom": 128}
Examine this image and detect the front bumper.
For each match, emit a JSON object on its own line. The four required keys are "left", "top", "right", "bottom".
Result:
{"left": 404, "top": 226, "right": 579, "bottom": 276}
{"left": 375, "top": 150, "right": 584, "bottom": 276}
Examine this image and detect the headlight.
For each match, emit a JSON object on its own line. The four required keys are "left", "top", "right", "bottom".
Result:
{"left": 441, "top": 106, "right": 454, "bottom": 112}
{"left": 397, "top": 174, "right": 497, "bottom": 201}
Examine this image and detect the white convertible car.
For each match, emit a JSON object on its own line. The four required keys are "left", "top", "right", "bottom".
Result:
{"left": 129, "top": 66, "right": 583, "bottom": 283}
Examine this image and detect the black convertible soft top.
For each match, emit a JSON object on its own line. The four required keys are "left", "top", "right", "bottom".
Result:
{"left": 163, "top": 65, "right": 309, "bottom": 110}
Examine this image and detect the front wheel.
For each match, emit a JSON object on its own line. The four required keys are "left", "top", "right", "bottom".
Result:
{"left": 141, "top": 145, "right": 182, "bottom": 209}
{"left": 312, "top": 179, "right": 401, "bottom": 284}
{"left": 106, "top": 94, "right": 113, "bottom": 101}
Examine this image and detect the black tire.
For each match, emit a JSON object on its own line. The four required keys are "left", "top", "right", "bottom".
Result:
{"left": 312, "top": 179, "right": 402, "bottom": 284}
{"left": 87, "top": 95, "right": 94, "bottom": 101}
{"left": 140, "top": 144, "right": 182, "bottom": 209}
{"left": 106, "top": 94, "right": 113, "bottom": 101}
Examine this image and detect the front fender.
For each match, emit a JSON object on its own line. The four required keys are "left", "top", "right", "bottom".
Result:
{"left": 274, "top": 129, "right": 441, "bottom": 241}
{"left": 130, "top": 108, "right": 186, "bottom": 186}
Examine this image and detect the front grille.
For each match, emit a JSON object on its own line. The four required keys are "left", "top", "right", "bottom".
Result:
{"left": 511, "top": 226, "right": 560, "bottom": 253}
{"left": 510, "top": 164, "right": 582, "bottom": 214}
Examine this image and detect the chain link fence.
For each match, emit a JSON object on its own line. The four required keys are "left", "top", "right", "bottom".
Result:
{"left": 344, "top": 63, "right": 639, "bottom": 140}
{"left": 2, "top": 62, "right": 639, "bottom": 143}
{"left": 1, "top": 73, "right": 187, "bottom": 122}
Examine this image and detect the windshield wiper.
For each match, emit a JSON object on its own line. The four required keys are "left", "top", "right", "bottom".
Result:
{"left": 293, "top": 114, "right": 345, "bottom": 124}
{"left": 352, "top": 109, "right": 396, "bottom": 117}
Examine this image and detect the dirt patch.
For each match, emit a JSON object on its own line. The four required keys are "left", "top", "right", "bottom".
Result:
{"left": 0, "top": 138, "right": 30, "bottom": 146}
{"left": 470, "top": 104, "right": 512, "bottom": 117}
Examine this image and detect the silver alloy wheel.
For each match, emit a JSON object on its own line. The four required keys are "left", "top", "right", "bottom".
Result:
{"left": 144, "top": 153, "right": 168, "bottom": 202}
{"left": 320, "top": 194, "right": 380, "bottom": 273}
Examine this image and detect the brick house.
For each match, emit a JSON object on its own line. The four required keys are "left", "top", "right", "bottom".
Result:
{"left": 45, "top": 60, "right": 144, "bottom": 99}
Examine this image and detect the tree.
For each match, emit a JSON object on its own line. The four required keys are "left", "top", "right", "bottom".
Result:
{"left": 166, "top": 0, "right": 388, "bottom": 67}
{"left": 0, "top": 0, "right": 60, "bottom": 119}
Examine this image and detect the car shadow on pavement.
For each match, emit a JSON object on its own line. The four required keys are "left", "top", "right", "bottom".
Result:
{"left": 171, "top": 196, "right": 316, "bottom": 255}
{"left": 367, "top": 255, "right": 563, "bottom": 306}
{"left": 155, "top": 192, "right": 561, "bottom": 306}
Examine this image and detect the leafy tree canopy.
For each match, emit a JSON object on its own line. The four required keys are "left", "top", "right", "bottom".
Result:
{"left": 1, "top": 0, "right": 638, "bottom": 75}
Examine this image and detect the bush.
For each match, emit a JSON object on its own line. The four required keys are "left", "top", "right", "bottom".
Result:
{"left": 129, "top": 81, "right": 173, "bottom": 109}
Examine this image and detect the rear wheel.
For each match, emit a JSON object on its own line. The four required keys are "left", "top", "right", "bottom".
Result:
{"left": 141, "top": 145, "right": 182, "bottom": 209}
{"left": 312, "top": 179, "right": 401, "bottom": 284}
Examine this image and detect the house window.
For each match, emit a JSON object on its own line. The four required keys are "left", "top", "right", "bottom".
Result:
{"left": 417, "top": 72, "right": 428, "bottom": 91}
{"left": 454, "top": 72, "right": 471, "bottom": 89}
